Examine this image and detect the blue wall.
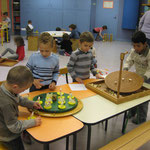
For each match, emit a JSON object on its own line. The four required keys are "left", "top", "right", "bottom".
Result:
{"left": 122, "top": 0, "right": 139, "bottom": 29}
{"left": 20, "top": 0, "right": 140, "bottom": 41}
{"left": 21, "top": 0, "right": 91, "bottom": 35}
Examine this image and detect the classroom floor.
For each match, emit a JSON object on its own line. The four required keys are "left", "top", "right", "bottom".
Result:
{"left": 0, "top": 37, "right": 150, "bottom": 150}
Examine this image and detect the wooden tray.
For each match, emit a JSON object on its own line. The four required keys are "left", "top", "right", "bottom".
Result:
{"left": 0, "top": 58, "right": 18, "bottom": 66}
{"left": 105, "top": 71, "right": 144, "bottom": 93}
{"left": 86, "top": 80, "right": 150, "bottom": 104}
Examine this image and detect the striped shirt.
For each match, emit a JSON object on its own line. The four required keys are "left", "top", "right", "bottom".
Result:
{"left": 67, "top": 49, "right": 97, "bottom": 80}
{"left": 26, "top": 52, "right": 59, "bottom": 85}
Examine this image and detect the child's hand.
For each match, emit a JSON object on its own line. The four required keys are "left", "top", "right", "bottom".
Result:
{"left": 96, "top": 73, "right": 104, "bottom": 79}
{"left": 75, "top": 77, "right": 83, "bottom": 83}
{"left": 35, "top": 116, "right": 42, "bottom": 126}
{"left": 33, "top": 102, "right": 43, "bottom": 109}
{"left": 34, "top": 79, "right": 44, "bottom": 89}
{"left": 49, "top": 82, "right": 56, "bottom": 90}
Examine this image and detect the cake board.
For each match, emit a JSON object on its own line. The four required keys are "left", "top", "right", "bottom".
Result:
{"left": 29, "top": 92, "right": 83, "bottom": 117}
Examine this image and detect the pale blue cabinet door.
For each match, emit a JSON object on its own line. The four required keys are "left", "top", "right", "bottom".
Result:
{"left": 95, "top": 0, "right": 119, "bottom": 40}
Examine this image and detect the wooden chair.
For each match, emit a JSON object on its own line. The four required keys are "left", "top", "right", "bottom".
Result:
{"left": 70, "top": 39, "right": 79, "bottom": 51}
{"left": 59, "top": 67, "right": 69, "bottom": 84}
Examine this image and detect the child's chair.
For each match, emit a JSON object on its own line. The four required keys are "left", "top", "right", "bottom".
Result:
{"left": 70, "top": 39, "right": 79, "bottom": 51}
{"left": 59, "top": 67, "right": 69, "bottom": 84}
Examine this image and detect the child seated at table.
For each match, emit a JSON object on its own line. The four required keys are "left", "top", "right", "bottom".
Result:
{"left": 69, "top": 24, "right": 80, "bottom": 39}
{"left": 0, "top": 36, "right": 25, "bottom": 61}
{"left": 67, "top": 31, "right": 103, "bottom": 83}
{"left": 60, "top": 33, "right": 72, "bottom": 56}
{"left": 26, "top": 32, "right": 59, "bottom": 92}
{"left": 123, "top": 31, "right": 150, "bottom": 124}
{"left": 0, "top": 66, "right": 42, "bottom": 150}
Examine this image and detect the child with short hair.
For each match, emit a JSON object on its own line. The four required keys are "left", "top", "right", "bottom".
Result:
{"left": 0, "top": 66, "right": 42, "bottom": 150}
{"left": 60, "top": 33, "right": 72, "bottom": 55}
{"left": 69, "top": 24, "right": 80, "bottom": 39}
{"left": 26, "top": 20, "right": 34, "bottom": 40}
{"left": 93, "top": 25, "right": 107, "bottom": 41}
{"left": 0, "top": 36, "right": 25, "bottom": 61}
{"left": 67, "top": 31, "right": 103, "bottom": 83}
{"left": 124, "top": 31, "right": 150, "bottom": 124}
{"left": 26, "top": 32, "right": 59, "bottom": 92}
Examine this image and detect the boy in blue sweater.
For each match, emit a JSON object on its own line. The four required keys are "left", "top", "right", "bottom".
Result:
{"left": 26, "top": 32, "right": 59, "bottom": 92}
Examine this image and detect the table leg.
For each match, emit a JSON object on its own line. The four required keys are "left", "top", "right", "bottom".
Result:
{"left": 43, "top": 143, "right": 49, "bottom": 150}
{"left": 105, "top": 119, "right": 108, "bottom": 131}
{"left": 122, "top": 111, "right": 127, "bottom": 134}
{"left": 66, "top": 136, "right": 69, "bottom": 150}
{"left": 66, "top": 74, "right": 69, "bottom": 84}
{"left": 6, "top": 28, "right": 8, "bottom": 42}
{"left": 1, "top": 29, "right": 3, "bottom": 46}
{"left": 73, "top": 133, "right": 77, "bottom": 150}
{"left": 87, "top": 125, "right": 91, "bottom": 150}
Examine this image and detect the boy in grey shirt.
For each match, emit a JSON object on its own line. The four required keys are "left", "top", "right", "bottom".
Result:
{"left": 67, "top": 32, "right": 103, "bottom": 83}
{"left": 124, "top": 31, "right": 150, "bottom": 124}
{"left": 0, "top": 66, "right": 42, "bottom": 150}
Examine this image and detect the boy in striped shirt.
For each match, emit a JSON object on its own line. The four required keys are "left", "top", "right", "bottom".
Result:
{"left": 67, "top": 32, "right": 103, "bottom": 83}
{"left": 26, "top": 32, "right": 59, "bottom": 92}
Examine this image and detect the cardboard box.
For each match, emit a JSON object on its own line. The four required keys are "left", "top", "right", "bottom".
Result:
{"left": 99, "top": 121, "right": 150, "bottom": 150}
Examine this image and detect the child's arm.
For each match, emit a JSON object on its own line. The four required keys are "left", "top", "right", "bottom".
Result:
{"left": 1, "top": 104, "right": 41, "bottom": 134}
{"left": 123, "top": 49, "right": 134, "bottom": 70}
{"left": 18, "top": 96, "right": 43, "bottom": 109}
{"left": 143, "top": 55, "right": 150, "bottom": 81}
{"left": 17, "top": 46, "right": 25, "bottom": 61}
{"left": 67, "top": 53, "right": 79, "bottom": 80}
{"left": 49, "top": 57, "right": 59, "bottom": 90}
{"left": 99, "top": 30, "right": 103, "bottom": 39}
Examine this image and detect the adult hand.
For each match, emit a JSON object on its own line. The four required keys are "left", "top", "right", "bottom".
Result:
{"left": 33, "top": 79, "right": 44, "bottom": 89}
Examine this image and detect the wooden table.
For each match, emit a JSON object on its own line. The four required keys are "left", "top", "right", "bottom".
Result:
{"left": 19, "top": 84, "right": 85, "bottom": 150}
{"left": 43, "top": 31, "right": 71, "bottom": 38}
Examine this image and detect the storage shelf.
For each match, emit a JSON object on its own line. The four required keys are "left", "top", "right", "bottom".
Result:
{"left": 13, "top": 0, "right": 20, "bottom": 35}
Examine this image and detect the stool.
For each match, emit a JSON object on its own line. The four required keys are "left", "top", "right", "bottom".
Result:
{"left": 109, "top": 34, "right": 113, "bottom": 42}
{"left": 103, "top": 33, "right": 107, "bottom": 41}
